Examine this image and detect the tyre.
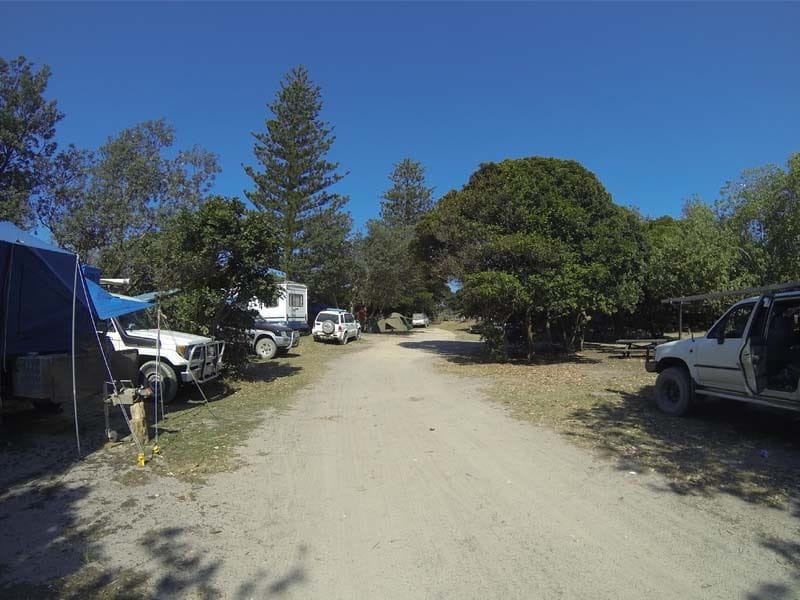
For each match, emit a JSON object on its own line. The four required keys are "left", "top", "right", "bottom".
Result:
{"left": 254, "top": 336, "right": 278, "bottom": 359}
{"left": 140, "top": 361, "right": 178, "bottom": 404}
{"left": 655, "top": 366, "right": 693, "bottom": 416}
{"left": 321, "top": 320, "right": 335, "bottom": 335}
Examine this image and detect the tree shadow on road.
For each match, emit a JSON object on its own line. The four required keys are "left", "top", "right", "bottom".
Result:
{"left": 746, "top": 533, "right": 800, "bottom": 600}
{"left": 567, "top": 385, "right": 800, "bottom": 506}
{"left": 0, "top": 500, "right": 310, "bottom": 599}
{"left": 399, "top": 339, "right": 600, "bottom": 366}
{"left": 568, "top": 386, "right": 800, "bottom": 598}
{"left": 240, "top": 361, "right": 303, "bottom": 383}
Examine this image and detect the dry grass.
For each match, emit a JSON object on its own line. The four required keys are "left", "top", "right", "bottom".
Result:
{"left": 138, "top": 337, "right": 366, "bottom": 482}
{"left": 429, "top": 331, "right": 800, "bottom": 509}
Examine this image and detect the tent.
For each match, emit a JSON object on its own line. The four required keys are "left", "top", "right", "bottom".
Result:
{"left": 0, "top": 222, "right": 150, "bottom": 356}
{"left": 1, "top": 221, "right": 151, "bottom": 453}
{"left": 376, "top": 312, "right": 414, "bottom": 333}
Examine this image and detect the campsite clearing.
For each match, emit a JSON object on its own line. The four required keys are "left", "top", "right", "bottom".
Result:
{"left": 1, "top": 327, "right": 799, "bottom": 599}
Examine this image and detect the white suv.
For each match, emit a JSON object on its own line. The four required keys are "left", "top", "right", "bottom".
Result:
{"left": 313, "top": 309, "right": 360, "bottom": 345}
{"left": 646, "top": 291, "right": 800, "bottom": 416}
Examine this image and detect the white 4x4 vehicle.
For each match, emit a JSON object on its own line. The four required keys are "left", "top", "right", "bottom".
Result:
{"left": 106, "top": 310, "right": 224, "bottom": 404}
{"left": 313, "top": 309, "right": 360, "bottom": 344}
{"left": 646, "top": 291, "right": 800, "bottom": 416}
{"left": 411, "top": 313, "right": 431, "bottom": 328}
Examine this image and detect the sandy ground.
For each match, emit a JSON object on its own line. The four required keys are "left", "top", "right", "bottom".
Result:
{"left": 1, "top": 328, "right": 799, "bottom": 599}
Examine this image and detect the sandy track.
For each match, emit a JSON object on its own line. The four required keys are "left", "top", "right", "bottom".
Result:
{"left": 2, "top": 328, "right": 798, "bottom": 599}
{"left": 201, "top": 328, "right": 798, "bottom": 599}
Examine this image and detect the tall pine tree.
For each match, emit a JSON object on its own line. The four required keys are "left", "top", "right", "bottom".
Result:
{"left": 245, "top": 66, "right": 348, "bottom": 284}
{"left": 380, "top": 158, "right": 434, "bottom": 227}
{"left": 354, "top": 158, "right": 441, "bottom": 316}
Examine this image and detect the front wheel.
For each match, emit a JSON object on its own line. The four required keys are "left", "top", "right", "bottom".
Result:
{"left": 655, "top": 366, "right": 693, "bottom": 416}
{"left": 140, "top": 361, "right": 178, "bottom": 404}
{"left": 255, "top": 336, "right": 278, "bottom": 359}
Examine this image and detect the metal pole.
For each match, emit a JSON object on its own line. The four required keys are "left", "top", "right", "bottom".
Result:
{"left": 678, "top": 302, "right": 683, "bottom": 340}
{"left": 72, "top": 256, "right": 82, "bottom": 457}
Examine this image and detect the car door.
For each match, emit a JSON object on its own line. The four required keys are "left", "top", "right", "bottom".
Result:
{"left": 344, "top": 313, "right": 356, "bottom": 338}
{"left": 695, "top": 301, "right": 756, "bottom": 391}
{"left": 740, "top": 296, "right": 771, "bottom": 396}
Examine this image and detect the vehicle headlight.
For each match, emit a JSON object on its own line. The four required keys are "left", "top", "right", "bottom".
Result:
{"left": 176, "top": 345, "right": 194, "bottom": 359}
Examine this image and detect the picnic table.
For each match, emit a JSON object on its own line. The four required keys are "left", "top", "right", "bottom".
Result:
{"left": 615, "top": 339, "right": 668, "bottom": 358}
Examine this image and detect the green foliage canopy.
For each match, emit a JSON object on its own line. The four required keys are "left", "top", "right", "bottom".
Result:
{"left": 0, "top": 56, "right": 63, "bottom": 227}
{"left": 419, "top": 157, "right": 644, "bottom": 353}
{"left": 38, "top": 119, "right": 220, "bottom": 275}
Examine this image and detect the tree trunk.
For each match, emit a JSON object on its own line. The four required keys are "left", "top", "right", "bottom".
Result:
{"left": 545, "top": 311, "right": 553, "bottom": 344}
{"left": 525, "top": 307, "right": 534, "bottom": 361}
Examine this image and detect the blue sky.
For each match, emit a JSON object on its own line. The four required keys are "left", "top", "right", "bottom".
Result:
{"left": 2, "top": 2, "right": 798, "bottom": 230}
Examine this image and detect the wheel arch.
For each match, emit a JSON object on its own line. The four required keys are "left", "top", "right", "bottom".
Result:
{"left": 656, "top": 356, "right": 690, "bottom": 374}
{"left": 138, "top": 354, "right": 179, "bottom": 371}
{"left": 254, "top": 332, "right": 277, "bottom": 345}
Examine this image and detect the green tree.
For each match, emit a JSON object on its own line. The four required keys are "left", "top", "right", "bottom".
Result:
{"left": 0, "top": 56, "right": 63, "bottom": 227}
{"left": 245, "top": 66, "right": 349, "bottom": 287}
{"left": 156, "top": 197, "right": 281, "bottom": 368}
{"left": 458, "top": 271, "right": 528, "bottom": 359}
{"left": 634, "top": 200, "right": 744, "bottom": 336}
{"left": 419, "top": 157, "right": 643, "bottom": 356}
{"left": 716, "top": 152, "right": 800, "bottom": 284}
{"left": 356, "top": 159, "right": 441, "bottom": 316}
{"left": 380, "top": 158, "right": 434, "bottom": 227}
{"left": 355, "top": 221, "right": 418, "bottom": 315}
{"left": 38, "top": 119, "right": 219, "bottom": 274}
{"left": 293, "top": 208, "right": 355, "bottom": 307}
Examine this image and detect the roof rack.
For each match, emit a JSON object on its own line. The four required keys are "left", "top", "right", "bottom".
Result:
{"left": 662, "top": 280, "right": 800, "bottom": 340}
{"left": 662, "top": 280, "right": 800, "bottom": 305}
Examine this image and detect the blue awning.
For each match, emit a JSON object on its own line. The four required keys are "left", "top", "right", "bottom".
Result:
{"left": 85, "top": 279, "right": 152, "bottom": 319}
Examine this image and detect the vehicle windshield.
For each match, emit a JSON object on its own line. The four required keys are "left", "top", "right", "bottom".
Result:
{"left": 117, "top": 308, "right": 159, "bottom": 332}
{"left": 413, "top": 313, "right": 425, "bottom": 319}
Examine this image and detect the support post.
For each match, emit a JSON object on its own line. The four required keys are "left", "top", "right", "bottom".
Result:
{"left": 678, "top": 302, "right": 683, "bottom": 340}
{"left": 131, "top": 401, "right": 149, "bottom": 446}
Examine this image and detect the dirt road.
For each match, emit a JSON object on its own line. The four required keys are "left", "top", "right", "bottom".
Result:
{"left": 2, "top": 328, "right": 799, "bottom": 598}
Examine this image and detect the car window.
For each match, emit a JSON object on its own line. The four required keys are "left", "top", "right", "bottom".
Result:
{"left": 344, "top": 314, "right": 354, "bottom": 323}
{"left": 708, "top": 302, "right": 755, "bottom": 340}
{"left": 317, "top": 312, "right": 341, "bottom": 323}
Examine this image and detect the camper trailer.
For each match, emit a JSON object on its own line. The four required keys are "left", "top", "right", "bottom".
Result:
{"left": 251, "top": 282, "right": 309, "bottom": 333}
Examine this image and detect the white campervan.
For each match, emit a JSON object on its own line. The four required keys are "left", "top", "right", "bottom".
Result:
{"left": 250, "top": 281, "right": 309, "bottom": 333}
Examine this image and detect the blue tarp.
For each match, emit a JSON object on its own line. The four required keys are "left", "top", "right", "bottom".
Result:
{"left": 85, "top": 279, "right": 152, "bottom": 320}
{"left": 0, "top": 222, "right": 149, "bottom": 357}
